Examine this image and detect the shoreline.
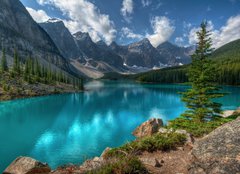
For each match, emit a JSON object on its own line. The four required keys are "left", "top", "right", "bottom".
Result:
{"left": 3, "top": 111, "right": 240, "bottom": 174}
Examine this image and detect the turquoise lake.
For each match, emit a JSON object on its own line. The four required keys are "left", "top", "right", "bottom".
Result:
{"left": 0, "top": 81, "right": 239, "bottom": 171}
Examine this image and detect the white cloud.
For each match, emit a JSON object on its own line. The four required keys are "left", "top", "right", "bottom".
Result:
{"left": 175, "top": 37, "right": 184, "bottom": 46}
{"left": 141, "top": 0, "right": 152, "bottom": 7}
{"left": 26, "top": 7, "right": 50, "bottom": 23}
{"left": 188, "top": 15, "right": 240, "bottom": 48}
{"left": 36, "top": 0, "right": 116, "bottom": 44}
{"left": 147, "top": 16, "right": 175, "bottom": 47}
{"left": 120, "top": 16, "right": 175, "bottom": 47}
{"left": 121, "top": 27, "right": 143, "bottom": 39}
{"left": 121, "top": 0, "right": 134, "bottom": 23}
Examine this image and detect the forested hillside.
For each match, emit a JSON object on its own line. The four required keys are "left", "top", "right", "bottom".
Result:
{"left": 134, "top": 39, "right": 240, "bottom": 85}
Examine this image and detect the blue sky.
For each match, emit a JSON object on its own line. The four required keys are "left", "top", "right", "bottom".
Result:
{"left": 21, "top": 0, "right": 240, "bottom": 48}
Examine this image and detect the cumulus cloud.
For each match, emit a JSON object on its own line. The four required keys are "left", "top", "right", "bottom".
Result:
{"left": 188, "top": 15, "right": 240, "bottom": 48}
{"left": 120, "top": 16, "right": 175, "bottom": 47}
{"left": 121, "top": 0, "right": 134, "bottom": 23}
{"left": 121, "top": 27, "right": 143, "bottom": 39}
{"left": 147, "top": 16, "right": 175, "bottom": 47}
{"left": 36, "top": 0, "right": 116, "bottom": 44}
{"left": 26, "top": 7, "right": 50, "bottom": 23}
{"left": 141, "top": 0, "right": 152, "bottom": 7}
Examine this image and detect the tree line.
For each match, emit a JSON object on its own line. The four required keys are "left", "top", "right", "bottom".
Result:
{"left": 0, "top": 48, "right": 84, "bottom": 90}
{"left": 136, "top": 59, "right": 240, "bottom": 86}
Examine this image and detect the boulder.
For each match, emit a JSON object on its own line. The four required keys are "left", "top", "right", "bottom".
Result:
{"left": 133, "top": 118, "right": 163, "bottom": 138}
{"left": 3, "top": 156, "right": 51, "bottom": 174}
{"left": 79, "top": 157, "right": 105, "bottom": 172}
{"left": 189, "top": 117, "right": 240, "bottom": 174}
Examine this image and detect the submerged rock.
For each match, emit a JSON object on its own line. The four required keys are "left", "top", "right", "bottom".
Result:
{"left": 3, "top": 156, "right": 51, "bottom": 174}
{"left": 189, "top": 117, "right": 240, "bottom": 174}
{"left": 133, "top": 118, "right": 163, "bottom": 138}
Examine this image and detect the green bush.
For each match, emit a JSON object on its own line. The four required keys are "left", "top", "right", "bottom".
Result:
{"left": 168, "top": 114, "right": 239, "bottom": 137}
{"left": 87, "top": 156, "right": 148, "bottom": 174}
{"left": 106, "top": 133, "right": 186, "bottom": 158}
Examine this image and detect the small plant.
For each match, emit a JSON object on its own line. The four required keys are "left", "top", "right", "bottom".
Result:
{"left": 168, "top": 114, "right": 239, "bottom": 137}
{"left": 87, "top": 156, "right": 148, "bottom": 174}
{"left": 106, "top": 133, "right": 186, "bottom": 158}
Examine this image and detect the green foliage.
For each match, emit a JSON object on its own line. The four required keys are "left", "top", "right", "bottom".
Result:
{"left": 106, "top": 133, "right": 186, "bottom": 158}
{"left": 0, "top": 48, "right": 84, "bottom": 92}
{"left": 181, "top": 22, "right": 224, "bottom": 122}
{"left": 1, "top": 48, "right": 8, "bottom": 72}
{"left": 87, "top": 156, "right": 148, "bottom": 174}
{"left": 137, "top": 66, "right": 188, "bottom": 83}
{"left": 168, "top": 114, "right": 239, "bottom": 137}
{"left": 13, "top": 49, "right": 21, "bottom": 75}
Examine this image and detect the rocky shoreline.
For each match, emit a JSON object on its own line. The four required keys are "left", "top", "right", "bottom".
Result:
{"left": 3, "top": 109, "right": 240, "bottom": 174}
{"left": 0, "top": 82, "right": 82, "bottom": 102}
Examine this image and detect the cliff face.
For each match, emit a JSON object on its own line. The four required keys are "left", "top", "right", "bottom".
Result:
{"left": 39, "top": 19, "right": 84, "bottom": 60}
{"left": 0, "top": 0, "right": 70, "bottom": 72}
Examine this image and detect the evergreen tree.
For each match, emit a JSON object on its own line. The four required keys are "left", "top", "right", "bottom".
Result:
{"left": 13, "top": 49, "right": 20, "bottom": 74}
{"left": 1, "top": 48, "right": 8, "bottom": 72}
{"left": 181, "top": 22, "right": 224, "bottom": 122}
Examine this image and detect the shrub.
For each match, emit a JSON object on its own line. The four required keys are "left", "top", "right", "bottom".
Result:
{"left": 87, "top": 156, "right": 148, "bottom": 174}
{"left": 168, "top": 114, "right": 239, "bottom": 137}
{"left": 106, "top": 133, "right": 186, "bottom": 158}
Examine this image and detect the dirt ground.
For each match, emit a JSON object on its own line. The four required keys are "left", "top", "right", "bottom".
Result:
{"left": 138, "top": 145, "right": 192, "bottom": 174}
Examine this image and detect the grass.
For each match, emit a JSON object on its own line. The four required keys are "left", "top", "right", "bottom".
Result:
{"left": 87, "top": 156, "right": 148, "bottom": 174}
{"left": 106, "top": 132, "right": 186, "bottom": 158}
{"left": 168, "top": 114, "right": 239, "bottom": 137}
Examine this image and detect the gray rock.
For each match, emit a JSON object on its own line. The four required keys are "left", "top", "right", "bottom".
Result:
{"left": 189, "top": 117, "right": 240, "bottom": 174}
{"left": 0, "top": 0, "right": 70, "bottom": 72}
{"left": 3, "top": 156, "right": 51, "bottom": 174}
{"left": 80, "top": 157, "right": 105, "bottom": 172}
{"left": 133, "top": 118, "right": 163, "bottom": 138}
{"left": 100, "top": 147, "right": 112, "bottom": 159}
{"left": 175, "top": 129, "right": 194, "bottom": 146}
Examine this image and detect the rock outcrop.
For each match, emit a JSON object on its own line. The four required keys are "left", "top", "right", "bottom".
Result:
{"left": 133, "top": 118, "right": 163, "bottom": 138}
{"left": 189, "top": 117, "right": 240, "bottom": 174}
{"left": 3, "top": 157, "right": 51, "bottom": 174}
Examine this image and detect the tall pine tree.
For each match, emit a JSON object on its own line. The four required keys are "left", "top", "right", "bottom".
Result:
{"left": 1, "top": 48, "right": 8, "bottom": 72}
{"left": 181, "top": 22, "right": 223, "bottom": 122}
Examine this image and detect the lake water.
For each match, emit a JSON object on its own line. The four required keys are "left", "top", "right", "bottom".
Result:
{"left": 0, "top": 81, "right": 239, "bottom": 171}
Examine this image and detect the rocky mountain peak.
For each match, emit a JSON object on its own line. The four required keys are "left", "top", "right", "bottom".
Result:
{"left": 73, "top": 32, "right": 92, "bottom": 42}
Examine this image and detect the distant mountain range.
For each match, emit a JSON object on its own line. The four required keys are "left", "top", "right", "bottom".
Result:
{"left": 132, "top": 38, "right": 240, "bottom": 85}
{"left": 0, "top": 0, "right": 210, "bottom": 79}
{"left": 39, "top": 18, "right": 194, "bottom": 78}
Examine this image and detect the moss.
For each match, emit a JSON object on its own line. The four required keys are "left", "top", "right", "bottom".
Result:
{"left": 106, "top": 132, "right": 186, "bottom": 158}
{"left": 87, "top": 156, "right": 148, "bottom": 174}
{"left": 168, "top": 114, "right": 239, "bottom": 137}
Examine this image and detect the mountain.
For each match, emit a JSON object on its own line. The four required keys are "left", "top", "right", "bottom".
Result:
{"left": 39, "top": 19, "right": 84, "bottom": 59}
{"left": 73, "top": 32, "right": 124, "bottom": 71}
{"left": 156, "top": 42, "right": 193, "bottom": 65}
{"left": 125, "top": 38, "right": 166, "bottom": 68}
{"left": 0, "top": 0, "right": 70, "bottom": 71}
{"left": 131, "top": 39, "right": 240, "bottom": 85}
{"left": 109, "top": 39, "right": 192, "bottom": 69}
{"left": 211, "top": 39, "right": 240, "bottom": 60}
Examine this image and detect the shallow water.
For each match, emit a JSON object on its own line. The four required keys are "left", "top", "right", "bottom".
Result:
{"left": 0, "top": 81, "right": 239, "bottom": 171}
